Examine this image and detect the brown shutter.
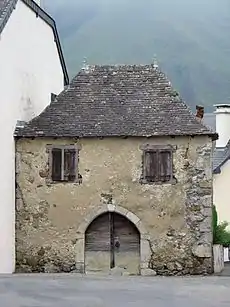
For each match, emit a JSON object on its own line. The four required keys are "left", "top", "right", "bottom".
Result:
{"left": 52, "top": 148, "right": 62, "bottom": 181}
{"left": 64, "top": 149, "right": 76, "bottom": 181}
{"left": 159, "top": 151, "right": 172, "bottom": 182}
{"left": 144, "top": 151, "right": 158, "bottom": 182}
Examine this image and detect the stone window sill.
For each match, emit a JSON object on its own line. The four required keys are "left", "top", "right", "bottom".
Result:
{"left": 139, "top": 178, "right": 177, "bottom": 185}
{"left": 45, "top": 177, "right": 82, "bottom": 185}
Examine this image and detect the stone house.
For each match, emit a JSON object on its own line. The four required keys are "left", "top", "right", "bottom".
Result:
{"left": 0, "top": 0, "right": 68, "bottom": 273}
{"left": 15, "top": 64, "right": 217, "bottom": 276}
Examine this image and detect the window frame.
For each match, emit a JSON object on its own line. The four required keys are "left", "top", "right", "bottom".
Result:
{"left": 46, "top": 144, "right": 81, "bottom": 183}
{"left": 140, "top": 144, "right": 176, "bottom": 185}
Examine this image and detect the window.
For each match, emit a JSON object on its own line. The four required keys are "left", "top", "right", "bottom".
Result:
{"left": 47, "top": 145, "right": 79, "bottom": 182}
{"left": 141, "top": 145, "right": 174, "bottom": 184}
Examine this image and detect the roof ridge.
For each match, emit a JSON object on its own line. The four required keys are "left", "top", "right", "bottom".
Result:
{"left": 15, "top": 64, "right": 217, "bottom": 140}
{"left": 0, "top": 0, "right": 17, "bottom": 34}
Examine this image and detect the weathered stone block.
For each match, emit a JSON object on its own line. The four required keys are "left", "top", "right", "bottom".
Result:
{"left": 107, "top": 203, "right": 116, "bottom": 212}
{"left": 141, "top": 233, "right": 151, "bottom": 240}
{"left": 136, "top": 220, "right": 148, "bottom": 235}
{"left": 75, "top": 262, "right": 84, "bottom": 274}
{"left": 140, "top": 262, "right": 149, "bottom": 269}
{"left": 192, "top": 244, "right": 212, "bottom": 258}
{"left": 201, "top": 207, "right": 212, "bottom": 218}
{"left": 199, "top": 180, "right": 211, "bottom": 189}
{"left": 200, "top": 216, "right": 212, "bottom": 232}
{"left": 116, "top": 205, "right": 129, "bottom": 217}
{"left": 109, "top": 267, "right": 125, "bottom": 276}
{"left": 39, "top": 169, "right": 48, "bottom": 178}
{"left": 140, "top": 239, "right": 152, "bottom": 263}
{"left": 201, "top": 195, "right": 212, "bottom": 208}
{"left": 199, "top": 231, "right": 213, "bottom": 245}
{"left": 126, "top": 211, "right": 140, "bottom": 225}
{"left": 141, "top": 268, "right": 157, "bottom": 276}
{"left": 75, "top": 239, "right": 85, "bottom": 263}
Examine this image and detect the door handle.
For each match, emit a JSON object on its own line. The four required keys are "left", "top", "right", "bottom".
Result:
{"left": 115, "top": 240, "right": 120, "bottom": 248}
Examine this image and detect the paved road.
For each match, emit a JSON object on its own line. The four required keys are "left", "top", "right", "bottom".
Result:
{"left": 218, "top": 262, "right": 230, "bottom": 276}
{"left": 0, "top": 274, "right": 230, "bottom": 307}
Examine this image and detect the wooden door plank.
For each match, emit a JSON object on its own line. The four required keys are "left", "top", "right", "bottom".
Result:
{"left": 113, "top": 213, "right": 140, "bottom": 274}
{"left": 114, "top": 214, "right": 140, "bottom": 252}
{"left": 110, "top": 212, "right": 115, "bottom": 269}
{"left": 85, "top": 213, "right": 111, "bottom": 273}
{"left": 85, "top": 213, "right": 110, "bottom": 251}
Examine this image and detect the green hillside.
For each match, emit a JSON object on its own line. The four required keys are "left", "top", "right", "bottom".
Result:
{"left": 43, "top": 0, "right": 230, "bottom": 111}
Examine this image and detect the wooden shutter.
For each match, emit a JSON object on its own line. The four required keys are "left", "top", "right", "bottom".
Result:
{"left": 144, "top": 151, "right": 158, "bottom": 182}
{"left": 64, "top": 149, "right": 76, "bottom": 181}
{"left": 52, "top": 148, "right": 62, "bottom": 181}
{"left": 159, "top": 150, "right": 172, "bottom": 182}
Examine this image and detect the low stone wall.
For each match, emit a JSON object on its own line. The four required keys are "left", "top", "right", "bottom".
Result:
{"left": 224, "top": 247, "right": 230, "bottom": 262}
{"left": 213, "top": 244, "right": 224, "bottom": 273}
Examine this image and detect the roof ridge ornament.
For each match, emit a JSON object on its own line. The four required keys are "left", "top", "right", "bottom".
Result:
{"left": 82, "top": 57, "right": 90, "bottom": 73}
{"left": 152, "top": 55, "right": 159, "bottom": 69}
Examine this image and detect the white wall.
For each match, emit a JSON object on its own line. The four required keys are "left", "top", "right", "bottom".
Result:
{"left": 0, "top": 0, "right": 64, "bottom": 273}
{"left": 213, "top": 244, "right": 224, "bottom": 273}
{"left": 214, "top": 105, "right": 230, "bottom": 148}
{"left": 213, "top": 159, "right": 230, "bottom": 231}
{"left": 224, "top": 247, "right": 229, "bottom": 262}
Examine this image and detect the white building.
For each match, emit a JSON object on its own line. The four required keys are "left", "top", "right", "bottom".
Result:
{"left": 204, "top": 105, "right": 230, "bottom": 233}
{"left": 0, "top": 0, "right": 68, "bottom": 273}
{"left": 212, "top": 105, "right": 230, "bottom": 231}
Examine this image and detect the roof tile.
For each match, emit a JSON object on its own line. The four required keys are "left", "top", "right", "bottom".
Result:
{"left": 15, "top": 64, "right": 217, "bottom": 139}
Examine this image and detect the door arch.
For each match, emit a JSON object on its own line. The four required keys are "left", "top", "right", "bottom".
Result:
{"left": 75, "top": 205, "right": 152, "bottom": 275}
{"left": 85, "top": 212, "right": 140, "bottom": 274}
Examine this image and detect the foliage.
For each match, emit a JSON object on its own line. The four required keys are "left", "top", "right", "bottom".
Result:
{"left": 212, "top": 205, "right": 218, "bottom": 239}
{"left": 213, "top": 205, "right": 230, "bottom": 247}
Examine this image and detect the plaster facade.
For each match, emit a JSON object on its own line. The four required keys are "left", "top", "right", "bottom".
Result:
{"left": 213, "top": 159, "right": 230, "bottom": 231}
{"left": 16, "top": 136, "right": 214, "bottom": 275}
{"left": 0, "top": 0, "right": 65, "bottom": 273}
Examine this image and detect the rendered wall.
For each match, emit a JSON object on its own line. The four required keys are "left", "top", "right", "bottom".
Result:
{"left": 0, "top": 0, "right": 64, "bottom": 273}
{"left": 16, "top": 136, "right": 214, "bottom": 275}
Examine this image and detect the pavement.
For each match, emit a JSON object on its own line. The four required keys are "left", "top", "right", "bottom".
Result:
{"left": 0, "top": 274, "right": 230, "bottom": 307}
{"left": 218, "top": 262, "right": 230, "bottom": 276}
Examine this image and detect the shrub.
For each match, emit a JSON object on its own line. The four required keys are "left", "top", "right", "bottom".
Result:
{"left": 213, "top": 205, "right": 230, "bottom": 247}
{"left": 212, "top": 205, "right": 218, "bottom": 239}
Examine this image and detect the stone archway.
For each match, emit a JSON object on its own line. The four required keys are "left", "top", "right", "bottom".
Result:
{"left": 75, "top": 204, "right": 152, "bottom": 275}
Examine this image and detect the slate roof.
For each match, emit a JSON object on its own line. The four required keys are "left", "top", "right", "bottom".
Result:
{"left": 15, "top": 64, "right": 217, "bottom": 139}
{"left": 0, "top": 0, "right": 14, "bottom": 32}
{"left": 0, "top": 0, "right": 68, "bottom": 85}
{"left": 213, "top": 144, "right": 230, "bottom": 173}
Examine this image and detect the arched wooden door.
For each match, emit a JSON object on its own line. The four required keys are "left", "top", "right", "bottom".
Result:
{"left": 85, "top": 212, "right": 140, "bottom": 274}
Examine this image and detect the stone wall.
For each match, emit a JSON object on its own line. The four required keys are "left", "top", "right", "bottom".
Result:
{"left": 15, "top": 136, "right": 214, "bottom": 275}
